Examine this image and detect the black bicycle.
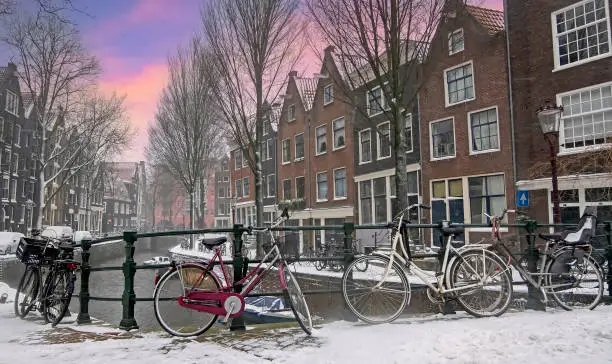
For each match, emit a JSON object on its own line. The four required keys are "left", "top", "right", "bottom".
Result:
{"left": 14, "top": 233, "right": 80, "bottom": 326}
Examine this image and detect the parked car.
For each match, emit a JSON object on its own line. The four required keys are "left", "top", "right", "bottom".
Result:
{"left": 144, "top": 256, "right": 170, "bottom": 265}
{"left": 0, "top": 232, "right": 25, "bottom": 255}
{"left": 41, "top": 226, "right": 74, "bottom": 240}
{"left": 73, "top": 230, "right": 93, "bottom": 244}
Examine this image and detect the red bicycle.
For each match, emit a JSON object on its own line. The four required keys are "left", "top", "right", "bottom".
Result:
{"left": 153, "top": 208, "right": 312, "bottom": 337}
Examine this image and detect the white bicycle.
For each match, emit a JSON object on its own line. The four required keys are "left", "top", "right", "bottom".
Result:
{"left": 342, "top": 204, "right": 513, "bottom": 324}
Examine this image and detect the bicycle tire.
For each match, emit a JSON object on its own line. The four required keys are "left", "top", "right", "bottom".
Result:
{"left": 450, "top": 249, "right": 513, "bottom": 318}
{"left": 342, "top": 255, "right": 410, "bottom": 324}
{"left": 43, "top": 269, "right": 71, "bottom": 325}
{"left": 546, "top": 252, "right": 603, "bottom": 311}
{"left": 354, "top": 257, "right": 369, "bottom": 272}
{"left": 280, "top": 263, "right": 312, "bottom": 335}
{"left": 153, "top": 263, "right": 220, "bottom": 337}
{"left": 314, "top": 259, "right": 325, "bottom": 271}
{"left": 14, "top": 266, "right": 40, "bottom": 318}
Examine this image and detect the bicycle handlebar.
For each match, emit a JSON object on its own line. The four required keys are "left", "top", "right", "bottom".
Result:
{"left": 484, "top": 209, "right": 516, "bottom": 224}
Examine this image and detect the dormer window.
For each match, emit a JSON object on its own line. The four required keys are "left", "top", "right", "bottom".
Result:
{"left": 288, "top": 104, "right": 296, "bottom": 122}
{"left": 323, "top": 85, "right": 334, "bottom": 105}
{"left": 448, "top": 28, "right": 464, "bottom": 55}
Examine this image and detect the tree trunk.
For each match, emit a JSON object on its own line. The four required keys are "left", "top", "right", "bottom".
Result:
{"left": 254, "top": 75, "right": 264, "bottom": 258}
{"left": 36, "top": 128, "right": 47, "bottom": 229}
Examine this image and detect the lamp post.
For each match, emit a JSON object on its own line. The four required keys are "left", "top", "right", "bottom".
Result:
{"left": 25, "top": 199, "right": 35, "bottom": 236}
{"left": 536, "top": 102, "right": 564, "bottom": 224}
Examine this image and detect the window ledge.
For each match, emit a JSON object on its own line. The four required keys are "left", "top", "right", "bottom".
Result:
{"left": 323, "top": 101, "right": 333, "bottom": 106}
{"left": 316, "top": 199, "right": 328, "bottom": 203}
{"left": 553, "top": 53, "right": 612, "bottom": 73}
{"left": 368, "top": 111, "right": 384, "bottom": 118}
{"left": 294, "top": 157, "right": 304, "bottom": 162}
{"left": 334, "top": 196, "right": 347, "bottom": 201}
{"left": 281, "top": 161, "right": 291, "bottom": 165}
{"left": 333, "top": 145, "right": 346, "bottom": 152}
{"left": 358, "top": 160, "right": 372, "bottom": 165}
{"left": 445, "top": 97, "right": 475, "bottom": 108}
{"left": 449, "top": 49, "right": 464, "bottom": 56}
{"left": 315, "top": 152, "right": 327, "bottom": 157}
{"left": 377, "top": 155, "right": 391, "bottom": 161}
{"left": 469, "top": 148, "right": 500, "bottom": 156}
{"left": 558, "top": 144, "right": 611, "bottom": 156}
{"left": 431, "top": 155, "right": 456, "bottom": 161}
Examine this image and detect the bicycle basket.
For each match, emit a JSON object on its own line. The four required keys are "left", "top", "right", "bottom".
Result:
{"left": 15, "top": 237, "right": 60, "bottom": 264}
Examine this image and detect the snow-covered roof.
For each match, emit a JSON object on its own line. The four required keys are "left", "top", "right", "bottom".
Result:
{"left": 466, "top": 5, "right": 505, "bottom": 34}
{"left": 0, "top": 67, "right": 7, "bottom": 84}
{"left": 293, "top": 76, "right": 318, "bottom": 111}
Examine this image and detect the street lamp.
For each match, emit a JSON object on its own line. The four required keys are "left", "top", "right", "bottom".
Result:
{"left": 536, "top": 102, "right": 564, "bottom": 224}
{"left": 25, "top": 199, "right": 35, "bottom": 236}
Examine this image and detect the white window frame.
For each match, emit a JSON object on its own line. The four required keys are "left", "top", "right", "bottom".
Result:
{"left": 443, "top": 60, "right": 476, "bottom": 108}
{"left": 467, "top": 106, "right": 501, "bottom": 155}
{"left": 266, "top": 139, "right": 273, "bottom": 161}
{"left": 288, "top": 104, "right": 296, "bottom": 122}
{"left": 429, "top": 117, "right": 456, "bottom": 161}
{"left": 14, "top": 124, "right": 21, "bottom": 147}
{"left": 366, "top": 86, "right": 386, "bottom": 117}
{"left": 551, "top": 0, "right": 612, "bottom": 72}
{"left": 376, "top": 121, "right": 391, "bottom": 160}
{"left": 316, "top": 171, "right": 328, "bottom": 202}
{"left": 294, "top": 132, "right": 305, "bottom": 161}
{"left": 5, "top": 90, "right": 18, "bottom": 116}
{"left": 282, "top": 178, "right": 291, "bottom": 201}
{"left": 266, "top": 174, "right": 275, "bottom": 198}
{"left": 242, "top": 150, "right": 248, "bottom": 168}
{"left": 333, "top": 167, "right": 347, "bottom": 200}
{"left": 405, "top": 113, "right": 414, "bottom": 153}
{"left": 557, "top": 81, "right": 612, "bottom": 154}
{"left": 242, "top": 177, "right": 249, "bottom": 198}
{"left": 235, "top": 179, "right": 242, "bottom": 198}
{"left": 332, "top": 117, "right": 346, "bottom": 151}
{"left": 323, "top": 85, "right": 334, "bottom": 105}
{"left": 1, "top": 175, "right": 8, "bottom": 201}
{"left": 315, "top": 124, "right": 327, "bottom": 156}
{"left": 448, "top": 28, "right": 465, "bottom": 55}
{"left": 234, "top": 150, "right": 241, "bottom": 170}
{"left": 359, "top": 128, "right": 372, "bottom": 164}
{"left": 295, "top": 175, "right": 305, "bottom": 200}
{"left": 281, "top": 138, "right": 291, "bottom": 164}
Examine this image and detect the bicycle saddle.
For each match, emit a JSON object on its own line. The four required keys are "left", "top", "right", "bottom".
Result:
{"left": 441, "top": 226, "right": 464, "bottom": 236}
{"left": 200, "top": 236, "right": 227, "bottom": 248}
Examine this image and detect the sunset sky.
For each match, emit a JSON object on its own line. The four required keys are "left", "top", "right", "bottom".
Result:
{"left": 2, "top": 0, "right": 504, "bottom": 162}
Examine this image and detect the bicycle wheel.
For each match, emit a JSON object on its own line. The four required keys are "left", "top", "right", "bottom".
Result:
{"left": 314, "top": 258, "right": 326, "bottom": 271}
{"left": 43, "top": 269, "right": 71, "bottom": 325}
{"left": 450, "top": 249, "right": 513, "bottom": 317}
{"left": 14, "top": 266, "right": 39, "bottom": 318}
{"left": 354, "top": 257, "right": 369, "bottom": 272}
{"left": 342, "top": 255, "right": 410, "bottom": 324}
{"left": 280, "top": 263, "right": 312, "bottom": 335}
{"left": 153, "top": 263, "right": 220, "bottom": 337}
{"left": 546, "top": 253, "right": 603, "bottom": 310}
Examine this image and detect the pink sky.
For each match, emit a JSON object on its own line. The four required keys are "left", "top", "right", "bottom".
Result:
{"left": 87, "top": 0, "right": 503, "bottom": 162}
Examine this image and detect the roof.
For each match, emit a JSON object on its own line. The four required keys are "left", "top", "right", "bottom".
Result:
{"left": 466, "top": 5, "right": 505, "bottom": 34}
{"left": 0, "top": 67, "right": 7, "bottom": 83}
{"left": 22, "top": 92, "right": 35, "bottom": 109}
{"left": 293, "top": 76, "right": 317, "bottom": 111}
{"left": 107, "top": 162, "right": 138, "bottom": 181}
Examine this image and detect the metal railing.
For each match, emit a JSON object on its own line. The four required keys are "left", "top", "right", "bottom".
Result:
{"left": 73, "top": 220, "right": 612, "bottom": 331}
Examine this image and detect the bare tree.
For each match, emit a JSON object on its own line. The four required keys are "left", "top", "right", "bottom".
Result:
{"left": 202, "top": 0, "right": 304, "bottom": 256}
{"left": 147, "top": 165, "right": 180, "bottom": 231}
{"left": 146, "top": 37, "right": 223, "bottom": 233}
{"left": 1, "top": 0, "right": 86, "bottom": 20}
{"left": 306, "top": 0, "right": 462, "bottom": 213}
{"left": 3, "top": 13, "right": 104, "bottom": 228}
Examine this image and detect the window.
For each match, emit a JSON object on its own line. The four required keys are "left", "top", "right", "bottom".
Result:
{"left": 448, "top": 28, "right": 465, "bottom": 55}
{"left": 242, "top": 150, "right": 248, "bottom": 167}
{"left": 296, "top": 176, "right": 305, "bottom": 199}
{"left": 469, "top": 107, "right": 500, "bottom": 153}
{"left": 444, "top": 61, "right": 474, "bottom": 106}
{"left": 334, "top": 168, "right": 347, "bottom": 199}
{"left": 405, "top": 114, "right": 413, "bottom": 153}
{"left": 266, "top": 139, "right": 273, "bottom": 161}
{"left": 1, "top": 176, "right": 8, "bottom": 200}
{"left": 2, "top": 149, "right": 10, "bottom": 170}
{"left": 332, "top": 117, "right": 345, "bottom": 149}
{"left": 235, "top": 179, "right": 242, "bottom": 198}
{"left": 552, "top": 0, "right": 611, "bottom": 70}
{"left": 266, "top": 174, "right": 275, "bottom": 197}
{"left": 469, "top": 174, "right": 506, "bottom": 224}
{"left": 242, "top": 177, "right": 249, "bottom": 197}
{"left": 359, "top": 129, "right": 371, "bottom": 163}
{"left": 430, "top": 118, "right": 455, "bottom": 159}
{"left": 288, "top": 104, "right": 296, "bottom": 122}
{"left": 14, "top": 124, "right": 21, "bottom": 146}
{"left": 21, "top": 179, "right": 26, "bottom": 197}
{"left": 324, "top": 85, "right": 334, "bottom": 105}
{"left": 10, "top": 179, "right": 16, "bottom": 201}
{"left": 295, "top": 133, "right": 304, "bottom": 160}
{"left": 282, "top": 139, "right": 291, "bottom": 163}
{"left": 558, "top": 81, "right": 612, "bottom": 151}
{"left": 5, "top": 90, "right": 18, "bottom": 116}
{"left": 260, "top": 141, "right": 268, "bottom": 161}
{"left": 367, "top": 86, "right": 386, "bottom": 116}
{"left": 282, "top": 179, "right": 291, "bottom": 200}
{"left": 373, "top": 177, "right": 386, "bottom": 223}
{"left": 234, "top": 150, "right": 242, "bottom": 170}
{"left": 316, "top": 172, "right": 328, "bottom": 201}
{"left": 316, "top": 125, "right": 327, "bottom": 155}
{"left": 377, "top": 122, "right": 391, "bottom": 159}
{"left": 360, "top": 181, "right": 372, "bottom": 223}
{"left": 3, "top": 121, "right": 11, "bottom": 142}
{"left": 19, "top": 205, "right": 25, "bottom": 223}
{"left": 11, "top": 153, "right": 18, "bottom": 174}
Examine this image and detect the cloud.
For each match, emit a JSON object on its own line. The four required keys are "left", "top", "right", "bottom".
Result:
{"left": 98, "top": 63, "right": 169, "bottom": 162}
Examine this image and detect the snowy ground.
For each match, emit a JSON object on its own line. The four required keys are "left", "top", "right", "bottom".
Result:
{"left": 1, "top": 280, "right": 612, "bottom": 363}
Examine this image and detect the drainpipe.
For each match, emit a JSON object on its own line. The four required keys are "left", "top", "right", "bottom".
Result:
{"left": 503, "top": 0, "right": 518, "bottom": 188}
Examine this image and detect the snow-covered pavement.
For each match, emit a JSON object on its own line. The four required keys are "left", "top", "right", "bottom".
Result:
{"left": 1, "top": 281, "right": 612, "bottom": 363}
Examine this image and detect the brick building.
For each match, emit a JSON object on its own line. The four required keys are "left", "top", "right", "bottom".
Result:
{"left": 507, "top": 0, "right": 612, "bottom": 231}
{"left": 420, "top": 4, "right": 514, "bottom": 245}
{"left": 214, "top": 158, "right": 231, "bottom": 228}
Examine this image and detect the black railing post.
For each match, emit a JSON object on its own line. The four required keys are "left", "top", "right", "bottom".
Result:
{"left": 342, "top": 222, "right": 358, "bottom": 321}
{"left": 605, "top": 221, "right": 612, "bottom": 297}
{"left": 524, "top": 220, "right": 545, "bottom": 310}
{"left": 119, "top": 231, "right": 139, "bottom": 331}
{"left": 77, "top": 238, "right": 92, "bottom": 324}
{"left": 230, "top": 224, "right": 246, "bottom": 331}
{"left": 437, "top": 221, "right": 456, "bottom": 315}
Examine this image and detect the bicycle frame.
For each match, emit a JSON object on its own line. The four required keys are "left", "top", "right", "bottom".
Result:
{"left": 373, "top": 210, "right": 491, "bottom": 295}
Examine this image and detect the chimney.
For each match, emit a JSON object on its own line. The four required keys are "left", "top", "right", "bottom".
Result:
{"left": 288, "top": 70, "right": 298, "bottom": 78}
{"left": 7, "top": 62, "right": 17, "bottom": 76}
{"left": 324, "top": 45, "right": 335, "bottom": 55}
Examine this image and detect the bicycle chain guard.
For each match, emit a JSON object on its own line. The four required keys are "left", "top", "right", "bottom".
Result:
{"left": 178, "top": 291, "right": 245, "bottom": 318}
